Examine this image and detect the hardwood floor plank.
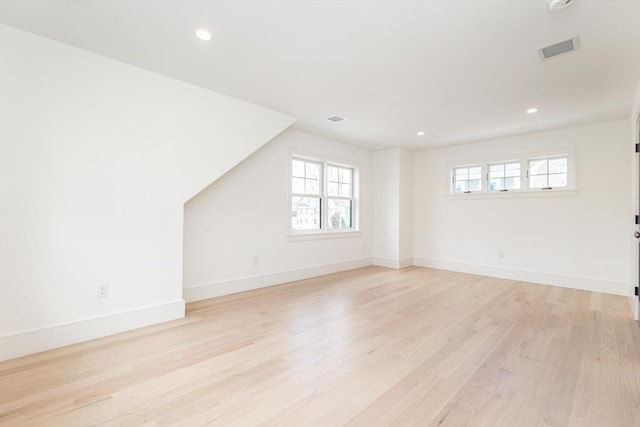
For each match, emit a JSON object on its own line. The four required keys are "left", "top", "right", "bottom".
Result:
{"left": 1, "top": 266, "right": 638, "bottom": 426}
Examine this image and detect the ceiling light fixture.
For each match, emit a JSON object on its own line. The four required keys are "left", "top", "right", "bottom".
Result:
{"left": 526, "top": 108, "right": 539, "bottom": 114}
{"left": 417, "top": 131, "right": 425, "bottom": 136}
{"left": 195, "top": 29, "right": 213, "bottom": 41}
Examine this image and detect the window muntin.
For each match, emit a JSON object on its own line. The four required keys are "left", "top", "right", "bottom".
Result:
{"left": 528, "top": 156, "right": 568, "bottom": 189}
{"left": 453, "top": 166, "right": 482, "bottom": 193}
{"left": 291, "top": 157, "right": 357, "bottom": 233}
{"left": 489, "top": 161, "right": 521, "bottom": 191}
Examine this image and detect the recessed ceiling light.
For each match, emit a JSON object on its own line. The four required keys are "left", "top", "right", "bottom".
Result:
{"left": 526, "top": 108, "right": 539, "bottom": 114}
{"left": 417, "top": 131, "right": 425, "bottom": 136}
{"left": 195, "top": 29, "right": 213, "bottom": 41}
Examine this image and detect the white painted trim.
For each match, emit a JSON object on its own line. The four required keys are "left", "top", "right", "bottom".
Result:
{"left": 445, "top": 188, "right": 579, "bottom": 200}
{"left": 184, "top": 257, "right": 372, "bottom": 302}
{"left": 287, "top": 231, "right": 361, "bottom": 242}
{"left": 372, "top": 257, "right": 413, "bottom": 269}
{"left": 413, "top": 257, "right": 627, "bottom": 296}
{"left": 399, "top": 257, "right": 413, "bottom": 269}
{"left": 0, "top": 300, "right": 185, "bottom": 361}
{"left": 372, "top": 257, "right": 399, "bottom": 269}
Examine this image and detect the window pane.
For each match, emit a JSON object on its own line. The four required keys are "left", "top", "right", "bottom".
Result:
{"left": 468, "top": 179, "right": 481, "bottom": 191}
{"left": 505, "top": 162, "right": 520, "bottom": 177}
{"left": 489, "top": 164, "right": 504, "bottom": 177}
{"left": 548, "top": 173, "right": 567, "bottom": 187}
{"left": 327, "top": 165, "right": 338, "bottom": 181}
{"left": 455, "top": 168, "right": 469, "bottom": 179}
{"left": 340, "top": 168, "right": 352, "bottom": 183}
{"left": 328, "top": 199, "right": 352, "bottom": 230}
{"left": 327, "top": 182, "right": 339, "bottom": 196}
{"left": 454, "top": 180, "right": 467, "bottom": 193}
{"left": 292, "top": 177, "right": 305, "bottom": 194}
{"left": 529, "top": 159, "right": 548, "bottom": 175}
{"left": 529, "top": 175, "right": 548, "bottom": 188}
{"left": 339, "top": 183, "right": 352, "bottom": 197}
{"left": 489, "top": 178, "right": 503, "bottom": 191}
{"left": 306, "top": 179, "right": 320, "bottom": 195}
{"left": 549, "top": 158, "right": 567, "bottom": 173}
{"left": 291, "top": 197, "right": 320, "bottom": 231}
{"left": 468, "top": 167, "right": 482, "bottom": 180}
{"left": 505, "top": 176, "right": 520, "bottom": 190}
{"left": 306, "top": 163, "right": 320, "bottom": 180}
{"left": 292, "top": 160, "right": 305, "bottom": 178}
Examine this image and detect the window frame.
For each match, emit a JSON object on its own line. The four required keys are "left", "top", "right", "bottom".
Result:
{"left": 451, "top": 164, "right": 484, "bottom": 194}
{"left": 447, "top": 149, "right": 577, "bottom": 198}
{"left": 487, "top": 160, "right": 522, "bottom": 192}
{"left": 290, "top": 152, "right": 360, "bottom": 236}
{"left": 526, "top": 154, "right": 569, "bottom": 190}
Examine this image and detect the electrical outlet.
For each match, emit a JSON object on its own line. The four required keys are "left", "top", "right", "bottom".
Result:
{"left": 97, "top": 283, "right": 109, "bottom": 298}
{"left": 498, "top": 251, "right": 505, "bottom": 259}
{"left": 253, "top": 256, "right": 259, "bottom": 266}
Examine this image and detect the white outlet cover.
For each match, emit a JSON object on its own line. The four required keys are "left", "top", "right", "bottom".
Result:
{"left": 97, "top": 283, "right": 109, "bottom": 298}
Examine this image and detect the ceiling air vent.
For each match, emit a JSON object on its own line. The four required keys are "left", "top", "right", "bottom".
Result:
{"left": 327, "top": 115, "right": 347, "bottom": 123}
{"left": 538, "top": 35, "right": 580, "bottom": 61}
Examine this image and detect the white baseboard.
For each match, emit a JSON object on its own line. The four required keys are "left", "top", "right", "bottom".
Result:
{"left": 413, "top": 257, "right": 628, "bottom": 296}
{"left": 372, "top": 257, "right": 413, "bottom": 269}
{"left": 0, "top": 300, "right": 185, "bottom": 361}
{"left": 184, "top": 257, "right": 373, "bottom": 302}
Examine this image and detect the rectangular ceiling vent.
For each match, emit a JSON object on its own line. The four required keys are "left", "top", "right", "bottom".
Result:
{"left": 537, "top": 35, "right": 580, "bottom": 61}
{"left": 327, "top": 115, "right": 347, "bottom": 123}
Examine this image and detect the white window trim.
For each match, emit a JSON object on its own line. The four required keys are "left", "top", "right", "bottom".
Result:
{"left": 446, "top": 148, "right": 578, "bottom": 199}
{"left": 288, "top": 151, "right": 361, "bottom": 238}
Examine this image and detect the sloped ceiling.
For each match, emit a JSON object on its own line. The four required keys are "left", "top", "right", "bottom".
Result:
{"left": 1, "top": 0, "right": 638, "bottom": 149}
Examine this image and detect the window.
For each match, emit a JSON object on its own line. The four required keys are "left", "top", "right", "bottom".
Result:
{"left": 291, "top": 156, "right": 357, "bottom": 233}
{"left": 528, "top": 156, "right": 568, "bottom": 189}
{"left": 448, "top": 151, "right": 574, "bottom": 196}
{"left": 489, "top": 161, "right": 521, "bottom": 191}
{"left": 326, "top": 165, "right": 353, "bottom": 230}
{"left": 452, "top": 166, "right": 482, "bottom": 193}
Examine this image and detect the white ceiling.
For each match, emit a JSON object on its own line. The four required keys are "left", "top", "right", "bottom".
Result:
{"left": 1, "top": 0, "right": 639, "bottom": 150}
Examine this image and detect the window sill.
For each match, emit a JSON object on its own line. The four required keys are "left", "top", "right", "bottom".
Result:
{"left": 445, "top": 188, "right": 579, "bottom": 200}
{"left": 287, "top": 230, "right": 361, "bottom": 242}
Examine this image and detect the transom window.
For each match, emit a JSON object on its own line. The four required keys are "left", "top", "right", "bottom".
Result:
{"left": 452, "top": 166, "right": 482, "bottom": 193}
{"left": 489, "top": 161, "right": 521, "bottom": 191}
{"left": 449, "top": 152, "right": 574, "bottom": 195}
{"left": 528, "top": 156, "right": 568, "bottom": 189}
{"left": 291, "top": 156, "right": 357, "bottom": 233}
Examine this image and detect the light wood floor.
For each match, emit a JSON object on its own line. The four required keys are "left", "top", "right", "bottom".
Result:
{"left": 1, "top": 266, "right": 639, "bottom": 426}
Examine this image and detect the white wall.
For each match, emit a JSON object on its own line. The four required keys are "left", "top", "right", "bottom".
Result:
{"left": 372, "top": 148, "right": 414, "bottom": 268}
{"left": 372, "top": 149, "right": 400, "bottom": 267}
{"left": 399, "top": 149, "right": 414, "bottom": 263}
{"left": 0, "top": 25, "right": 294, "bottom": 360}
{"left": 183, "top": 129, "right": 373, "bottom": 301}
{"left": 414, "top": 120, "right": 631, "bottom": 296}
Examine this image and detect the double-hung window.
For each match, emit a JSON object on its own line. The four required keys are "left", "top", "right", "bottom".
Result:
{"left": 291, "top": 158, "right": 322, "bottom": 231}
{"left": 291, "top": 156, "right": 357, "bottom": 233}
